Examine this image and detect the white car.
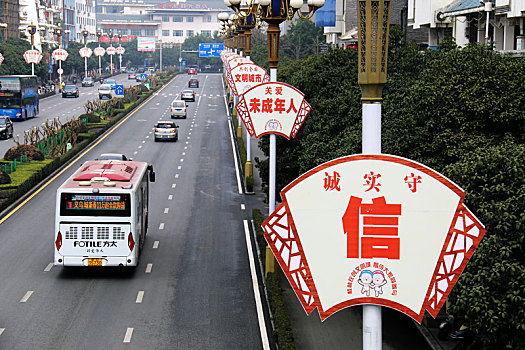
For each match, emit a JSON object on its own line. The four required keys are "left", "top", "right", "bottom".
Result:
{"left": 98, "top": 84, "right": 112, "bottom": 99}
{"left": 170, "top": 100, "right": 187, "bottom": 119}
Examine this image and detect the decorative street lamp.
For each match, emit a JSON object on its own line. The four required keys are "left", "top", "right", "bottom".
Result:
{"left": 96, "top": 30, "right": 103, "bottom": 79}
{"left": 82, "top": 29, "right": 90, "bottom": 79}
{"left": 27, "top": 24, "right": 37, "bottom": 75}
{"left": 108, "top": 30, "right": 114, "bottom": 73}
{"left": 54, "top": 26, "right": 64, "bottom": 91}
{"left": 357, "top": 1, "right": 392, "bottom": 349}
{"left": 118, "top": 31, "right": 123, "bottom": 72}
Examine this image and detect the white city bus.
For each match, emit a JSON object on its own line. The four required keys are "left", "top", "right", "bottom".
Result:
{"left": 55, "top": 160, "right": 155, "bottom": 267}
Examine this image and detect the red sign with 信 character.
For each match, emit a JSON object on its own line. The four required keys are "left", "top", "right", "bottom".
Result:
{"left": 262, "top": 154, "right": 485, "bottom": 322}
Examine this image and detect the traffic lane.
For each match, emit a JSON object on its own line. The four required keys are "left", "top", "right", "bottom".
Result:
{"left": 0, "top": 74, "right": 139, "bottom": 156}
{"left": 0, "top": 76, "right": 181, "bottom": 348}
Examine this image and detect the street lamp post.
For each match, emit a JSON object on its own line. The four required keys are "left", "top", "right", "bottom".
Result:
{"left": 108, "top": 30, "right": 114, "bottom": 73}
{"left": 55, "top": 26, "right": 64, "bottom": 91}
{"left": 357, "top": 1, "right": 391, "bottom": 349}
{"left": 82, "top": 29, "right": 89, "bottom": 79}
{"left": 28, "top": 24, "right": 37, "bottom": 75}
{"left": 118, "top": 31, "right": 123, "bottom": 72}
{"left": 96, "top": 30, "right": 102, "bottom": 79}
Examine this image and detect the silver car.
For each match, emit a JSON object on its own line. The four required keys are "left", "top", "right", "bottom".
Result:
{"left": 170, "top": 100, "right": 187, "bottom": 119}
{"left": 154, "top": 121, "right": 179, "bottom": 142}
{"left": 98, "top": 84, "right": 112, "bottom": 99}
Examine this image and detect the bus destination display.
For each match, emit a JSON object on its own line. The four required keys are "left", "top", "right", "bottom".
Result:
{"left": 60, "top": 193, "right": 131, "bottom": 216}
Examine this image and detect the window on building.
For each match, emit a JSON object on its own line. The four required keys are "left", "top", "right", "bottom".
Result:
{"left": 187, "top": 30, "right": 194, "bottom": 37}
{"left": 162, "top": 16, "right": 169, "bottom": 22}
{"left": 131, "top": 29, "right": 142, "bottom": 36}
{"left": 162, "top": 30, "right": 170, "bottom": 36}
{"left": 201, "top": 30, "right": 211, "bottom": 37}
{"left": 174, "top": 30, "right": 183, "bottom": 37}
{"left": 186, "top": 16, "right": 194, "bottom": 22}
{"left": 145, "top": 29, "right": 155, "bottom": 36}
{"left": 204, "top": 16, "right": 212, "bottom": 23}
{"left": 173, "top": 16, "right": 183, "bottom": 22}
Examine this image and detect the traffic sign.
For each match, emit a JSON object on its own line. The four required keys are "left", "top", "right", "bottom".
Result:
{"left": 115, "top": 85, "right": 124, "bottom": 96}
{"left": 140, "top": 73, "right": 147, "bottom": 81}
{"left": 199, "top": 43, "right": 223, "bottom": 57}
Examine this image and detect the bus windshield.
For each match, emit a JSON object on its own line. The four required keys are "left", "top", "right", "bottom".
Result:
{"left": 60, "top": 193, "right": 131, "bottom": 217}
{"left": 0, "top": 94, "right": 22, "bottom": 108}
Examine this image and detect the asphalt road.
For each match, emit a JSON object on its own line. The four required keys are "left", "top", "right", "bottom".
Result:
{"left": 0, "top": 73, "right": 139, "bottom": 157}
{"left": 0, "top": 73, "right": 269, "bottom": 349}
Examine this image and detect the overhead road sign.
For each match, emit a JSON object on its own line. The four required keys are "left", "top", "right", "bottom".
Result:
{"left": 199, "top": 43, "right": 224, "bottom": 57}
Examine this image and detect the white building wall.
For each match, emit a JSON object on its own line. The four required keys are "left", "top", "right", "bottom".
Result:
{"left": 153, "top": 11, "right": 221, "bottom": 43}
{"left": 75, "top": 0, "right": 97, "bottom": 42}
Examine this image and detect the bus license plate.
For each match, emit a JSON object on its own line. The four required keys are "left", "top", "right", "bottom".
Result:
{"left": 88, "top": 258, "right": 102, "bottom": 266}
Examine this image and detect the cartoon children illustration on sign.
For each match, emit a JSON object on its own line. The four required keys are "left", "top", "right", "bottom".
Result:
{"left": 358, "top": 270, "right": 388, "bottom": 297}
{"left": 358, "top": 270, "right": 373, "bottom": 296}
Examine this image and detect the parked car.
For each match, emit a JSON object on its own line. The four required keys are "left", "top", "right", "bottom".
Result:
{"left": 170, "top": 100, "right": 187, "bottom": 119}
{"left": 154, "top": 121, "right": 179, "bottom": 142}
{"left": 104, "top": 78, "right": 117, "bottom": 89}
{"left": 188, "top": 78, "right": 199, "bottom": 88}
{"left": 181, "top": 89, "right": 196, "bottom": 102}
{"left": 0, "top": 116, "right": 14, "bottom": 139}
{"left": 98, "top": 84, "right": 113, "bottom": 99}
{"left": 62, "top": 84, "right": 79, "bottom": 98}
{"left": 187, "top": 68, "right": 197, "bottom": 75}
{"left": 81, "top": 77, "right": 94, "bottom": 87}
{"left": 97, "top": 153, "right": 130, "bottom": 161}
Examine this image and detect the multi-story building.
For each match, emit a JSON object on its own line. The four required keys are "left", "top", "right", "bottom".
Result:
{"left": 74, "top": 0, "right": 97, "bottom": 42}
{"left": 1, "top": 0, "right": 20, "bottom": 42}
{"left": 96, "top": 0, "right": 223, "bottom": 43}
{"left": 408, "top": 0, "right": 525, "bottom": 52}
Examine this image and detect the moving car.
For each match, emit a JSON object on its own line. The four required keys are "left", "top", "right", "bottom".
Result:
{"left": 62, "top": 85, "right": 79, "bottom": 98}
{"left": 188, "top": 78, "right": 199, "bottom": 88}
{"left": 81, "top": 77, "right": 94, "bottom": 87}
{"left": 181, "top": 89, "right": 195, "bottom": 102}
{"left": 0, "top": 116, "right": 14, "bottom": 139}
{"left": 187, "top": 68, "right": 197, "bottom": 75}
{"left": 154, "top": 121, "right": 179, "bottom": 142}
{"left": 105, "top": 78, "right": 117, "bottom": 89}
{"left": 97, "top": 153, "right": 130, "bottom": 161}
{"left": 170, "top": 100, "right": 187, "bottom": 119}
{"left": 128, "top": 72, "right": 136, "bottom": 79}
{"left": 98, "top": 84, "right": 113, "bottom": 99}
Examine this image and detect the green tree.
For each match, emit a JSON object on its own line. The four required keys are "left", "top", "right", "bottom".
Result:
{"left": 281, "top": 18, "right": 325, "bottom": 61}
{"left": 0, "top": 38, "right": 48, "bottom": 79}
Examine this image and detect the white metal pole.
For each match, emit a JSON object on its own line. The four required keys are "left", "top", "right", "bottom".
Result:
{"left": 84, "top": 42, "right": 88, "bottom": 79}
{"left": 269, "top": 67, "right": 278, "bottom": 214}
{"left": 98, "top": 55, "right": 101, "bottom": 79}
{"left": 362, "top": 101, "right": 382, "bottom": 350}
{"left": 246, "top": 54, "right": 251, "bottom": 166}
{"left": 31, "top": 43, "right": 34, "bottom": 76}
{"left": 160, "top": 40, "right": 163, "bottom": 71}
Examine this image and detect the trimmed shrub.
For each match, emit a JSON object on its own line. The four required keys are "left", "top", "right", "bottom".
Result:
{"left": 0, "top": 168, "right": 10, "bottom": 184}
{"left": 4, "top": 144, "right": 44, "bottom": 161}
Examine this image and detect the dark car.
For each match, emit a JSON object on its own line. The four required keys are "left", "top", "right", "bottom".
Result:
{"left": 0, "top": 116, "right": 14, "bottom": 139}
{"left": 81, "top": 77, "right": 94, "bottom": 87}
{"left": 188, "top": 78, "right": 199, "bottom": 88}
{"left": 62, "top": 84, "right": 79, "bottom": 98}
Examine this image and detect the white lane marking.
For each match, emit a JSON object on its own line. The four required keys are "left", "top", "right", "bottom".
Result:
{"left": 227, "top": 113, "right": 243, "bottom": 195}
{"left": 185, "top": 141, "right": 189, "bottom": 144}
{"left": 44, "top": 263, "right": 53, "bottom": 272}
{"left": 187, "top": 136, "right": 191, "bottom": 139}
{"left": 138, "top": 145, "right": 142, "bottom": 149}
{"left": 153, "top": 241, "right": 159, "bottom": 249}
{"left": 180, "top": 159, "right": 184, "bottom": 163}
{"left": 145, "top": 263, "right": 153, "bottom": 273}
{"left": 241, "top": 204, "right": 246, "bottom": 210}
{"left": 159, "top": 223, "right": 165, "bottom": 230}
{"left": 0, "top": 328, "right": 4, "bottom": 336}
{"left": 168, "top": 195, "right": 173, "bottom": 200}
{"left": 123, "top": 328, "right": 134, "bottom": 343}
{"left": 184, "top": 146, "right": 188, "bottom": 150}
{"left": 243, "top": 220, "right": 270, "bottom": 350}
{"left": 134, "top": 151, "right": 138, "bottom": 155}
{"left": 172, "top": 184, "right": 176, "bottom": 188}
{"left": 20, "top": 291, "right": 34, "bottom": 303}
{"left": 164, "top": 208, "right": 169, "bottom": 214}
{"left": 177, "top": 166, "right": 182, "bottom": 170}
{"left": 142, "top": 140, "right": 146, "bottom": 143}
{"left": 175, "top": 174, "right": 180, "bottom": 178}
{"left": 146, "top": 135, "right": 150, "bottom": 138}
{"left": 182, "top": 152, "right": 186, "bottom": 156}
{"left": 149, "top": 131, "right": 153, "bottom": 134}
{"left": 136, "top": 291, "right": 144, "bottom": 303}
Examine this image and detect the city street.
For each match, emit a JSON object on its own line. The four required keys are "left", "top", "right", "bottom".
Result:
{"left": 0, "top": 73, "right": 138, "bottom": 157}
{"left": 0, "top": 73, "right": 268, "bottom": 349}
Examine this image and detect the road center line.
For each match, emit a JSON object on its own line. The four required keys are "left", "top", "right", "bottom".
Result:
{"left": 123, "top": 328, "right": 134, "bottom": 343}
{"left": 20, "top": 291, "right": 34, "bottom": 303}
{"left": 44, "top": 263, "right": 53, "bottom": 272}
{"left": 145, "top": 263, "right": 153, "bottom": 273}
{"left": 136, "top": 291, "right": 144, "bottom": 303}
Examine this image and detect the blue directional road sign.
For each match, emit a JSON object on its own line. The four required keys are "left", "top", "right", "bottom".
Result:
{"left": 115, "top": 85, "right": 124, "bottom": 96}
{"left": 140, "top": 73, "right": 147, "bottom": 81}
{"left": 199, "top": 43, "right": 224, "bottom": 57}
